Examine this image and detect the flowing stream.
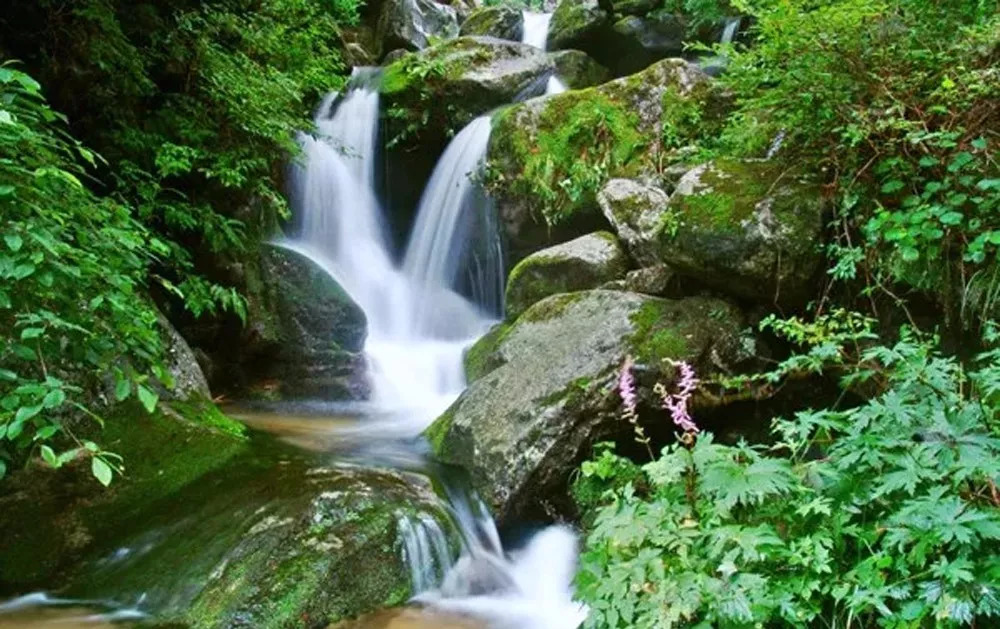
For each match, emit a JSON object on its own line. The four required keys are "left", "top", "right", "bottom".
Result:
{"left": 522, "top": 11, "right": 566, "bottom": 94}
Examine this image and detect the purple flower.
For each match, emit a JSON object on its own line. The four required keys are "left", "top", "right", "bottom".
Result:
{"left": 618, "top": 355, "right": 638, "bottom": 417}
{"left": 656, "top": 360, "right": 699, "bottom": 434}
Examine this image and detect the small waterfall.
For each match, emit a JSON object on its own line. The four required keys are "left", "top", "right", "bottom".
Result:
{"left": 398, "top": 514, "right": 454, "bottom": 594}
{"left": 721, "top": 16, "right": 742, "bottom": 45}
{"left": 545, "top": 76, "right": 567, "bottom": 95}
{"left": 521, "top": 12, "right": 553, "bottom": 50}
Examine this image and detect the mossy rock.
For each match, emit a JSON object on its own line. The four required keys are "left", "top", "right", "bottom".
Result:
{"left": 376, "top": 0, "right": 459, "bottom": 55}
{"left": 548, "top": 49, "right": 611, "bottom": 89}
{"left": 547, "top": 0, "right": 611, "bottom": 53}
{"left": 0, "top": 399, "right": 248, "bottom": 589}
{"left": 380, "top": 36, "right": 552, "bottom": 160}
{"left": 660, "top": 159, "right": 828, "bottom": 304}
{"left": 459, "top": 5, "right": 523, "bottom": 40}
{"left": 425, "top": 289, "right": 746, "bottom": 523}
{"left": 486, "top": 57, "right": 711, "bottom": 262}
{"left": 505, "top": 232, "right": 628, "bottom": 317}
{"left": 598, "top": 177, "right": 672, "bottom": 267}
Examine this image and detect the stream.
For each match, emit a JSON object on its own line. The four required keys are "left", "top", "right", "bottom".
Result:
{"left": 1, "top": 11, "right": 588, "bottom": 628}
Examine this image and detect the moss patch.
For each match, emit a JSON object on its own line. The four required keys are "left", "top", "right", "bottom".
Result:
{"left": 628, "top": 300, "right": 690, "bottom": 366}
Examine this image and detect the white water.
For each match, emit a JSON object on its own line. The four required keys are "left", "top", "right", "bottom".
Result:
{"left": 721, "top": 16, "right": 742, "bottom": 45}
{"left": 521, "top": 12, "right": 552, "bottom": 50}
{"left": 289, "top": 66, "right": 584, "bottom": 628}
{"left": 545, "top": 75, "right": 568, "bottom": 95}
{"left": 285, "top": 69, "right": 498, "bottom": 428}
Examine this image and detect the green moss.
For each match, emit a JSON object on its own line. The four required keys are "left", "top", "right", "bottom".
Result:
{"left": 166, "top": 396, "right": 247, "bottom": 437}
{"left": 463, "top": 322, "right": 511, "bottom": 381}
{"left": 424, "top": 405, "right": 457, "bottom": 456}
{"left": 519, "top": 291, "right": 589, "bottom": 323}
{"left": 628, "top": 301, "right": 690, "bottom": 366}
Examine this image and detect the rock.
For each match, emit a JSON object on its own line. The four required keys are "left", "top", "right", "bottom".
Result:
{"left": 344, "top": 41, "right": 377, "bottom": 66}
{"left": 0, "top": 401, "right": 248, "bottom": 590}
{"left": 659, "top": 160, "right": 827, "bottom": 304}
{"left": 427, "top": 290, "right": 746, "bottom": 522}
{"left": 624, "top": 264, "right": 674, "bottom": 295}
{"left": 382, "top": 47, "right": 410, "bottom": 64}
{"left": 609, "top": 13, "right": 688, "bottom": 75}
{"left": 244, "top": 247, "right": 369, "bottom": 399}
{"left": 459, "top": 5, "right": 524, "bottom": 40}
{"left": 158, "top": 312, "right": 211, "bottom": 401}
{"left": 486, "top": 58, "right": 711, "bottom": 262}
{"left": 547, "top": 0, "right": 610, "bottom": 52}
{"left": 377, "top": 0, "right": 460, "bottom": 55}
{"left": 598, "top": 178, "right": 671, "bottom": 267}
{"left": 549, "top": 49, "right": 610, "bottom": 89}
{"left": 505, "top": 232, "right": 628, "bottom": 317}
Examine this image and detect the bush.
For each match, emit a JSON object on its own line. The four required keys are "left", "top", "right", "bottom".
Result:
{"left": 576, "top": 326, "right": 1000, "bottom": 627}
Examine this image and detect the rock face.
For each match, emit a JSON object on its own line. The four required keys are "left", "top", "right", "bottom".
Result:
{"left": 158, "top": 312, "right": 211, "bottom": 401}
{"left": 547, "top": 0, "right": 610, "bottom": 52}
{"left": 549, "top": 49, "right": 610, "bottom": 89}
{"left": 486, "top": 58, "right": 713, "bottom": 262}
{"left": 459, "top": 5, "right": 524, "bottom": 40}
{"left": 598, "top": 178, "right": 672, "bottom": 267}
{"left": 377, "top": 0, "right": 459, "bottom": 55}
{"left": 428, "top": 290, "right": 747, "bottom": 522}
{"left": 604, "top": 161, "right": 827, "bottom": 304}
{"left": 245, "top": 247, "right": 369, "bottom": 399}
{"left": 505, "top": 232, "right": 628, "bottom": 317}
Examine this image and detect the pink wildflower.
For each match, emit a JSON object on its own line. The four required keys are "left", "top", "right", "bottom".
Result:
{"left": 656, "top": 360, "right": 700, "bottom": 434}
{"left": 617, "top": 355, "right": 638, "bottom": 417}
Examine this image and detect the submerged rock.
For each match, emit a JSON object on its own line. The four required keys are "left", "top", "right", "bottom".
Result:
{"left": 505, "top": 232, "right": 628, "bottom": 317}
{"left": 427, "top": 290, "right": 747, "bottom": 522}
{"left": 459, "top": 5, "right": 524, "bottom": 41}
{"left": 548, "top": 49, "right": 610, "bottom": 89}
{"left": 486, "top": 58, "right": 711, "bottom": 261}
{"left": 377, "top": 0, "right": 460, "bottom": 55}
{"left": 606, "top": 161, "right": 827, "bottom": 304}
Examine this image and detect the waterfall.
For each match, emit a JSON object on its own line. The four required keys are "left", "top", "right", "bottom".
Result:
{"left": 284, "top": 70, "right": 496, "bottom": 428}
{"left": 521, "top": 12, "right": 553, "bottom": 50}
{"left": 545, "top": 76, "right": 567, "bottom": 95}
{"left": 721, "top": 16, "right": 742, "bottom": 45}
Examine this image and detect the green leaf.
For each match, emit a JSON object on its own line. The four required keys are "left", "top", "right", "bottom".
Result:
{"left": 0, "top": 185, "right": 15, "bottom": 198}
{"left": 971, "top": 137, "right": 987, "bottom": 151}
{"left": 137, "top": 384, "right": 159, "bottom": 413}
{"left": 14, "top": 403, "right": 43, "bottom": 423}
{"left": 92, "top": 457, "right": 113, "bottom": 487}
{"left": 3, "top": 233, "right": 22, "bottom": 252}
{"left": 20, "top": 327, "right": 44, "bottom": 340}
{"left": 881, "top": 180, "right": 905, "bottom": 194}
{"left": 0, "top": 460, "right": 6, "bottom": 480}
{"left": 114, "top": 376, "right": 131, "bottom": 402}
{"left": 40, "top": 445, "right": 57, "bottom": 467}
{"left": 42, "top": 388, "right": 66, "bottom": 409}
{"left": 939, "top": 211, "right": 963, "bottom": 226}
{"left": 0, "top": 369, "right": 16, "bottom": 382}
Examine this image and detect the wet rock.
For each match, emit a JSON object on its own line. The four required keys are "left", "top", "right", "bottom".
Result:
{"left": 459, "top": 5, "right": 524, "bottom": 41}
{"left": 548, "top": 49, "right": 610, "bottom": 89}
{"left": 245, "top": 247, "right": 369, "bottom": 399}
{"left": 427, "top": 289, "right": 746, "bottom": 522}
{"left": 609, "top": 13, "right": 688, "bottom": 75}
{"left": 547, "top": 0, "right": 610, "bottom": 53}
{"left": 505, "top": 232, "right": 628, "bottom": 317}
{"left": 377, "top": 0, "right": 460, "bottom": 55}
{"left": 598, "top": 178, "right": 671, "bottom": 267}
{"left": 486, "top": 58, "right": 710, "bottom": 262}
{"left": 614, "top": 160, "right": 828, "bottom": 305}
{"left": 158, "top": 312, "right": 211, "bottom": 401}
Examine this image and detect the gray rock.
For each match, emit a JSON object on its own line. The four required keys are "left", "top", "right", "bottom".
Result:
{"left": 505, "top": 232, "right": 628, "bottom": 317}
{"left": 624, "top": 264, "right": 674, "bottom": 295}
{"left": 547, "top": 0, "right": 610, "bottom": 52}
{"left": 158, "top": 313, "right": 211, "bottom": 401}
{"left": 549, "top": 49, "right": 610, "bottom": 89}
{"left": 460, "top": 5, "right": 524, "bottom": 40}
{"left": 427, "top": 289, "right": 746, "bottom": 522}
{"left": 660, "top": 160, "right": 827, "bottom": 304}
{"left": 610, "top": 13, "right": 687, "bottom": 75}
{"left": 377, "top": 0, "right": 460, "bottom": 54}
{"left": 598, "top": 178, "right": 672, "bottom": 267}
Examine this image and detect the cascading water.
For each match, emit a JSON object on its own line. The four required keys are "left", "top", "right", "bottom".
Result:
{"left": 522, "top": 12, "right": 567, "bottom": 95}
{"left": 286, "top": 62, "right": 584, "bottom": 627}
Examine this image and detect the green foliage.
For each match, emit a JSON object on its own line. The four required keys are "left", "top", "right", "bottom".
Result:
{"left": 662, "top": 0, "right": 734, "bottom": 30}
{"left": 577, "top": 327, "right": 1000, "bottom": 627}
{"left": 0, "top": 65, "right": 162, "bottom": 483}
{"left": 712, "top": 0, "right": 999, "bottom": 322}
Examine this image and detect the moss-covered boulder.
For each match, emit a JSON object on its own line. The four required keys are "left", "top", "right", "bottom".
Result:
{"left": 459, "top": 5, "right": 524, "bottom": 40}
{"left": 609, "top": 160, "right": 828, "bottom": 304}
{"left": 597, "top": 178, "right": 672, "bottom": 267}
{"left": 505, "top": 232, "right": 628, "bottom": 317}
{"left": 244, "top": 247, "right": 369, "bottom": 399}
{"left": 549, "top": 49, "right": 610, "bottom": 89}
{"left": 547, "top": 0, "right": 611, "bottom": 53}
{"left": 426, "top": 289, "right": 747, "bottom": 523}
{"left": 486, "top": 58, "right": 711, "bottom": 262}
{"left": 0, "top": 400, "right": 248, "bottom": 589}
{"left": 376, "top": 0, "right": 459, "bottom": 56}
{"left": 381, "top": 37, "right": 552, "bottom": 157}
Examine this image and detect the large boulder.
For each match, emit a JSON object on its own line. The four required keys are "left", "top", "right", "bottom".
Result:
{"left": 547, "top": 0, "right": 610, "bottom": 53}
{"left": 609, "top": 13, "right": 688, "bottom": 76}
{"left": 505, "top": 232, "right": 628, "bottom": 317}
{"left": 486, "top": 58, "right": 713, "bottom": 262}
{"left": 459, "top": 5, "right": 524, "bottom": 40}
{"left": 244, "top": 247, "right": 369, "bottom": 399}
{"left": 427, "top": 290, "right": 747, "bottom": 522}
{"left": 549, "top": 49, "right": 610, "bottom": 89}
{"left": 602, "top": 161, "right": 827, "bottom": 304}
{"left": 376, "top": 0, "right": 459, "bottom": 55}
